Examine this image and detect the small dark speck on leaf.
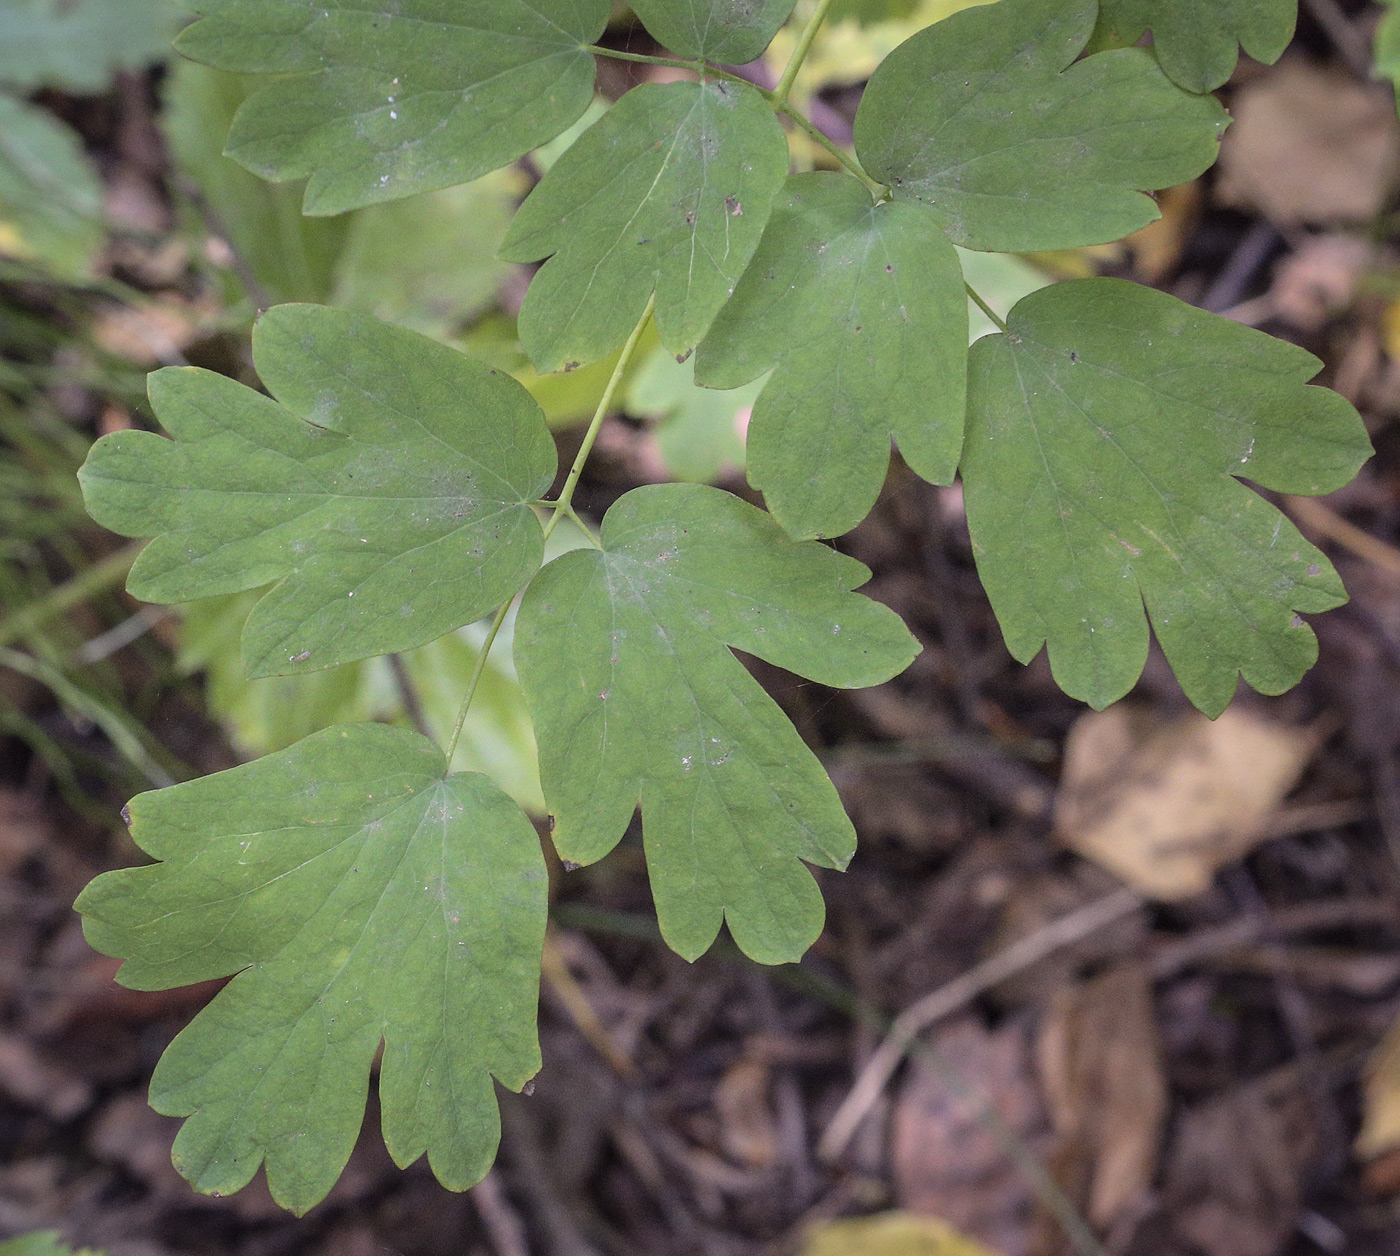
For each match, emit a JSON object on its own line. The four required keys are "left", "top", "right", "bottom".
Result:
{"left": 726, "top": 196, "right": 742, "bottom": 216}
{"left": 637, "top": 237, "right": 651, "bottom": 245}
{"left": 120, "top": 804, "right": 131, "bottom": 827}
{"left": 885, "top": 264, "right": 894, "bottom": 273}
{"left": 1069, "top": 351, "right": 1079, "bottom": 363}
{"left": 685, "top": 211, "right": 696, "bottom": 226}
{"left": 563, "top": 361, "right": 580, "bottom": 372}
{"left": 547, "top": 815, "right": 556, "bottom": 831}
{"left": 675, "top": 348, "right": 693, "bottom": 364}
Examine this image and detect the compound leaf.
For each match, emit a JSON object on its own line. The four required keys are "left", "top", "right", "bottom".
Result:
{"left": 515, "top": 484, "right": 918, "bottom": 964}
{"left": 628, "top": 0, "right": 797, "bottom": 63}
{"left": 853, "top": 0, "right": 1228, "bottom": 252}
{"left": 696, "top": 171, "right": 966, "bottom": 539}
{"left": 0, "top": 95, "right": 105, "bottom": 282}
{"left": 76, "top": 723, "right": 547, "bottom": 1215}
{"left": 0, "top": 0, "right": 181, "bottom": 92}
{"left": 79, "top": 304, "right": 555, "bottom": 678}
{"left": 1094, "top": 0, "right": 1296, "bottom": 93}
{"left": 174, "top": 0, "right": 609, "bottom": 215}
{"left": 963, "top": 279, "right": 1371, "bottom": 716}
{"left": 500, "top": 80, "right": 789, "bottom": 373}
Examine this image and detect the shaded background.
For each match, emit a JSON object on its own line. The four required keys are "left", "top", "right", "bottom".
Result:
{"left": 5, "top": 1, "right": 1400, "bottom": 1253}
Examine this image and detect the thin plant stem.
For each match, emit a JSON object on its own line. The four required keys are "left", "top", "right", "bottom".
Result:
{"left": 778, "top": 104, "right": 885, "bottom": 194}
{"left": 442, "top": 299, "right": 656, "bottom": 762}
{"left": 588, "top": 44, "right": 754, "bottom": 90}
{"left": 967, "top": 282, "right": 1009, "bottom": 333}
{"left": 0, "top": 646, "right": 177, "bottom": 788}
{"left": 443, "top": 599, "right": 513, "bottom": 764}
{"left": 0, "top": 541, "right": 143, "bottom": 649}
{"left": 773, "top": 0, "right": 837, "bottom": 105}
{"left": 542, "top": 294, "right": 655, "bottom": 544}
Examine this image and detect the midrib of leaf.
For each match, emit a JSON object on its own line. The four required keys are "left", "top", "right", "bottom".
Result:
{"left": 900, "top": 6, "right": 1067, "bottom": 169}
{"left": 266, "top": 0, "right": 587, "bottom": 46}
{"left": 1011, "top": 345, "right": 1276, "bottom": 648}
{"left": 606, "top": 555, "right": 844, "bottom": 867}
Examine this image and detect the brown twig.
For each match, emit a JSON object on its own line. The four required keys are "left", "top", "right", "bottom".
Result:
{"left": 817, "top": 886, "right": 1143, "bottom": 1162}
{"left": 1286, "top": 495, "right": 1400, "bottom": 581}
{"left": 472, "top": 1170, "right": 532, "bottom": 1256}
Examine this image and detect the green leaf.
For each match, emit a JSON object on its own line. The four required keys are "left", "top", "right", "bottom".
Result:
{"left": 1378, "top": 0, "right": 1400, "bottom": 83}
{"left": 628, "top": 0, "right": 797, "bottom": 62}
{"left": 515, "top": 484, "right": 918, "bottom": 964}
{"left": 1094, "top": 0, "right": 1296, "bottom": 93}
{"left": 696, "top": 171, "right": 966, "bottom": 539}
{"left": 329, "top": 171, "right": 520, "bottom": 340}
{"left": 500, "top": 80, "right": 790, "bottom": 372}
{"left": 163, "top": 62, "right": 349, "bottom": 305}
{"left": 962, "top": 278, "right": 1371, "bottom": 716}
{"left": 0, "top": 96, "right": 105, "bottom": 283}
{"left": 78, "top": 304, "right": 555, "bottom": 678}
{"left": 180, "top": 591, "right": 547, "bottom": 811}
{"left": 853, "top": 0, "right": 1229, "bottom": 252}
{"left": 0, "top": 0, "right": 181, "bottom": 92}
{"left": 76, "top": 723, "right": 547, "bottom": 1215}
{"left": 0, "top": 1235, "right": 101, "bottom": 1256}
{"left": 174, "top": 0, "right": 609, "bottom": 215}
{"left": 625, "top": 343, "right": 758, "bottom": 483}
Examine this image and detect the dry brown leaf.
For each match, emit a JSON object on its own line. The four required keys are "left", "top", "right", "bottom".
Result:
{"left": 798, "top": 1211, "right": 1001, "bottom": 1256}
{"left": 1358, "top": 1013, "right": 1400, "bottom": 1162}
{"left": 1054, "top": 705, "right": 1317, "bottom": 900}
{"left": 92, "top": 295, "right": 212, "bottom": 365}
{"left": 1125, "top": 182, "right": 1201, "bottom": 283}
{"left": 1034, "top": 963, "right": 1166, "bottom": 1253}
{"left": 1217, "top": 56, "right": 1400, "bottom": 225}
{"left": 714, "top": 1057, "right": 778, "bottom": 1169}
{"left": 892, "top": 1017, "right": 1048, "bottom": 1254}
{"left": 1162, "top": 1075, "right": 1316, "bottom": 1256}
{"left": 1268, "top": 235, "right": 1374, "bottom": 331}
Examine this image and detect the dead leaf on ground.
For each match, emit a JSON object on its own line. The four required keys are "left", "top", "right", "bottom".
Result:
{"left": 892, "top": 1017, "right": 1048, "bottom": 1254}
{"left": 1125, "top": 182, "right": 1201, "bottom": 283}
{"left": 797, "top": 1211, "right": 1001, "bottom": 1256}
{"left": 1055, "top": 705, "right": 1318, "bottom": 900}
{"left": 1358, "top": 1013, "right": 1400, "bottom": 1164}
{"left": 1162, "top": 1074, "right": 1317, "bottom": 1256}
{"left": 1034, "top": 963, "right": 1166, "bottom": 1254}
{"left": 714, "top": 1057, "right": 778, "bottom": 1169}
{"left": 1269, "top": 235, "right": 1375, "bottom": 331}
{"left": 1217, "top": 56, "right": 1400, "bottom": 225}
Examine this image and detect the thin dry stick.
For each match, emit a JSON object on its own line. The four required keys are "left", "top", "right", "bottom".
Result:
{"left": 472, "top": 1170, "right": 532, "bottom": 1256}
{"left": 817, "top": 885, "right": 1142, "bottom": 1162}
{"left": 541, "top": 927, "right": 639, "bottom": 1080}
{"left": 1285, "top": 495, "right": 1400, "bottom": 581}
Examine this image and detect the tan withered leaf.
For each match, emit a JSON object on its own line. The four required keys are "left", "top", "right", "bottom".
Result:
{"left": 892, "top": 1018, "right": 1048, "bottom": 1254}
{"left": 1217, "top": 57, "right": 1400, "bottom": 226}
{"left": 1358, "top": 1013, "right": 1400, "bottom": 1162}
{"left": 1161, "top": 1073, "right": 1316, "bottom": 1256}
{"left": 797, "top": 1211, "right": 1001, "bottom": 1256}
{"left": 1034, "top": 963, "right": 1166, "bottom": 1252}
{"left": 1054, "top": 705, "right": 1318, "bottom": 899}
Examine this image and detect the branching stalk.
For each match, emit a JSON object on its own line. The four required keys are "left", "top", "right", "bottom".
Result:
{"left": 542, "top": 294, "right": 655, "bottom": 544}
{"left": 773, "top": 0, "right": 837, "bottom": 105}
{"left": 966, "top": 282, "right": 1009, "bottom": 333}
{"left": 443, "top": 599, "right": 513, "bottom": 764}
{"left": 444, "top": 297, "right": 657, "bottom": 760}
